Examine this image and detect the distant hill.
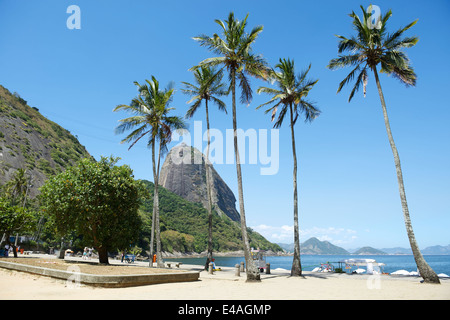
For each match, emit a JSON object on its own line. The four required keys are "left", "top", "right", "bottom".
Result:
{"left": 422, "top": 245, "right": 450, "bottom": 255}
{"left": 380, "top": 247, "right": 412, "bottom": 255}
{"left": 301, "top": 237, "right": 350, "bottom": 255}
{"left": 0, "top": 85, "right": 92, "bottom": 197}
{"left": 279, "top": 240, "right": 450, "bottom": 255}
{"left": 277, "top": 243, "right": 295, "bottom": 253}
{"left": 353, "top": 246, "right": 386, "bottom": 255}
{"left": 278, "top": 237, "right": 349, "bottom": 255}
{"left": 139, "top": 180, "right": 282, "bottom": 254}
{"left": 380, "top": 245, "right": 450, "bottom": 255}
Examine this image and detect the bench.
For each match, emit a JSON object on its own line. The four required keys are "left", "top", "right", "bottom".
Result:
{"left": 165, "top": 262, "right": 183, "bottom": 268}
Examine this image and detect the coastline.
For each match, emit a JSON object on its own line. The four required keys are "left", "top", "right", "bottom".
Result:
{"left": 161, "top": 250, "right": 450, "bottom": 258}
{"left": 161, "top": 250, "right": 290, "bottom": 258}
{"left": 1, "top": 257, "right": 449, "bottom": 300}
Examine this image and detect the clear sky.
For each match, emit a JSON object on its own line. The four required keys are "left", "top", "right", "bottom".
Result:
{"left": 1, "top": 0, "right": 449, "bottom": 250}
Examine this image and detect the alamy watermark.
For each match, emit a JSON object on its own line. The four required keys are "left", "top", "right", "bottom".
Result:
{"left": 64, "top": 4, "right": 382, "bottom": 31}
{"left": 366, "top": 4, "right": 382, "bottom": 30}
{"left": 366, "top": 263, "right": 382, "bottom": 290}
{"left": 66, "top": 265, "right": 81, "bottom": 289}
{"left": 171, "top": 121, "right": 280, "bottom": 176}
{"left": 66, "top": 5, "right": 81, "bottom": 30}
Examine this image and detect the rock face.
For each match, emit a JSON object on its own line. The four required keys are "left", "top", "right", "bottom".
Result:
{"left": 0, "top": 85, "right": 92, "bottom": 197}
{"left": 159, "top": 143, "right": 240, "bottom": 222}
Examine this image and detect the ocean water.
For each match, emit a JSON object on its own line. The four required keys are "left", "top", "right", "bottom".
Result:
{"left": 165, "top": 254, "right": 450, "bottom": 275}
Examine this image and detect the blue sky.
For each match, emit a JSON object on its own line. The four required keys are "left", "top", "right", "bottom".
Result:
{"left": 1, "top": 0, "right": 449, "bottom": 249}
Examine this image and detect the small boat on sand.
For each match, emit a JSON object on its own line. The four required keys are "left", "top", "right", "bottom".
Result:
{"left": 313, "top": 258, "right": 387, "bottom": 275}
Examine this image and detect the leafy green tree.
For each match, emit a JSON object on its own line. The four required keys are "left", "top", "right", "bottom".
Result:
{"left": 3, "top": 168, "right": 29, "bottom": 205}
{"left": 114, "top": 77, "right": 186, "bottom": 267}
{"left": 193, "top": 12, "right": 270, "bottom": 281}
{"left": 327, "top": 5, "right": 439, "bottom": 283}
{"left": 182, "top": 66, "right": 228, "bottom": 270}
{"left": 39, "top": 156, "right": 144, "bottom": 264}
{"left": 0, "top": 199, "right": 35, "bottom": 257}
{"left": 0, "top": 168, "right": 34, "bottom": 257}
{"left": 257, "top": 58, "right": 320, "bottom": 276}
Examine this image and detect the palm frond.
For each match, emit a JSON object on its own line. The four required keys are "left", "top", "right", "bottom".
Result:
{"left": 298, "top": 100, "right": 321, "bottom": 123}
{"left": 185, "top": 99, "right": 202, "bottom": 119}
{"left": 329, "top": 5, "right": 419, "bottom": 101}
{"left": 327, "top": 54, "right": 363, "bottom": 70}
{"left": 273, "top": 104, "right": 288, "bottom": 129}
{"left": 258, "top": 59, "right": 319, "bottom": 126}
{"left": 384, "top": 19, "right": 418, "bottom": 48}
{"left": 192, "top": 57, "right": 227, "bottom": 71}
{"left": 348, "top": 67, "right": 368, "bottom": 102}
{"left": 211, "top": 96, "right": 227, "bottom": 114}
{"left": 114, "top": 77, "right": 186, "bottom": 151}
{"left": 237, "top": 71, "right": 252, "bottom": 105}
{"left": 337, "top": 64, "right": 361, "bottom": 93}
{"left": 337, "top": 35, "right": 363, "bottom": 53}
{"left": 256, "top": 86, "right": 283, "bottom": 96}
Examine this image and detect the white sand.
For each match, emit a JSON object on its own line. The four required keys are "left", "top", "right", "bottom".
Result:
{"left": 1, "top": 262, "right": 449, "bottom": 300}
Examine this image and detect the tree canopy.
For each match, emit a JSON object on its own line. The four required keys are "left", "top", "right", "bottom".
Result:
{"left": 39, "top": 156, "right": 145, "bottom": 263}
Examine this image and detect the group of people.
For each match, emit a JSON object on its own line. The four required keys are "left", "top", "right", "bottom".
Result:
{"left": 0, "top": 244, "right": 14, "bottom": 257}
{"left": 82, "top": 247, "right": 93, "bottom": 260}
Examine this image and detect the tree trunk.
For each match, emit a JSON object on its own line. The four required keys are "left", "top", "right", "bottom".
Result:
{"left": 6, "top": 235, "right": 18, "bottom": 258}
{"left": 204, "top": 99, "right": 214, "bottom": 271}
{"left": 98, "top": 246, "right": 109, "bottom": 264}
{"left": 58, "top": 238, "right": 65, "bottom": 259}
{"left": 289, "top": 103, "right": 302, "bottom": 276}
{"left": 231, "top": 67, "right": 260, "bottom": 282}
{"left": 155, "top": 142, "right": 164, "bottom": 268}
{"left": 373, "top": 68, "right": 440, "bottom": 284}
{"left": 11, "top": 243, "right": 18, "bottom": 258}
{"left": 149, "top": 143, "right": 157, "bottom": 267}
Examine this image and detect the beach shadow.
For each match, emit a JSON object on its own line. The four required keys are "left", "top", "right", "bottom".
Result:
{"left": 301, "top": 273, "right": 330, "bottom": 280}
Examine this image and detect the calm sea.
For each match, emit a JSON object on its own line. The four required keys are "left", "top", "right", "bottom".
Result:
{"left": 165, "top": 255, "right": 450, "bottom": 275}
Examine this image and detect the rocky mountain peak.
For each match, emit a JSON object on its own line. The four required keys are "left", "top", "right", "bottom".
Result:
{"left": 159, "top": 143, "right": 240, "bottom": 222}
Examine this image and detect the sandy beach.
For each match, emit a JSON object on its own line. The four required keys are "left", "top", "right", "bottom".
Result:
{"left": 0, "top": 255, "right": 449, "bottom": 300}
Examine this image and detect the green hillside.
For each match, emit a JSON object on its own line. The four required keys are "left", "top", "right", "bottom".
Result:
{"left": 138, "top": 180, "right": 282, "bottom": 254}
{"left": 301, "top": 237, "right": 350, "bottom": 255}
{"left": 353, "top": 246, "right": 386, "bottom": 255}
{"left": 0, "top": 84, "right": 281, "bottom": 255}
{"left": 0, "top": 85, "right": 92, "bottom": 196}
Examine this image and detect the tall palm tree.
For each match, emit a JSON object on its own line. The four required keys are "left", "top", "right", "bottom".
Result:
{"left": 327, "top": 5, "right": 440, "bottom": 283}
{"left": 193, "top": 12, "right": 270, "bottom": 281}
{"left": 257, "top": 59, "right": 320, "bottom": 276}
{"left": 5, "top": 168, "right": 29, "bottom": 205}
{"left": 114, "top": 76, "right": 186, "bottom": 268}
{"left": 4, "top": 168, "right": 32, "bottom": 255}
{"left": 182, "top": 66, "right": 228, "bottom": 271}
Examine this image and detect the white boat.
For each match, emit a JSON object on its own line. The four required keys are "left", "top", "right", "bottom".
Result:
{"left": 313, "top": 258, "right": 387, "bottom": 274}
{"left": 340, "top": 259, "right": 386, "bottom": 275}
{"left": 391, "top": 269, "right": 411, "bottom": 276}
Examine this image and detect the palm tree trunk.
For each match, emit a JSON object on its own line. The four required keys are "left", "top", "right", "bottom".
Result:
{"left": 289, "top": 103, "right": 302, "bottom": 276}
{"left": 155, "top": 141, "right": 164, "bottom": 268}
{"left": 149, "top": 142, "right": 157, "bottom": 267}
{"left": 373, "top": 68, "right": 440, "bottom": 284}
{"left": 204, "top": 99, "right": 214, "bottom": 271}
{"left": 231, "top": 67, "right": 260, "bottom": 282}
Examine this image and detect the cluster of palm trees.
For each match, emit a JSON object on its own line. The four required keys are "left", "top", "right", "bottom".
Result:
{"left": 114, "top": 7, "right": 440, "bottom": 284}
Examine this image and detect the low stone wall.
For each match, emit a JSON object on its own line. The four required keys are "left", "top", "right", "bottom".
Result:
{"left": 0, "top": 260, "right": 200, "bottom": 288}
